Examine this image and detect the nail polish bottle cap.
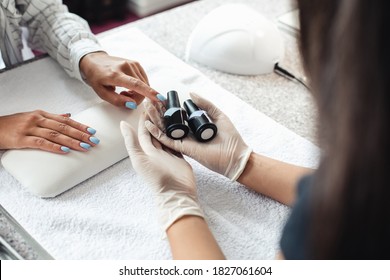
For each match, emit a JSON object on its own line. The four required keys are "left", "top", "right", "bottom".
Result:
{"left": 167, "top": 90, "right": 180, "bottom": 109}
{"left": 183, "top": 99, "right": 217, "bottom": 142}
{"left": 164, "top": 90, "right": 189, "bottom": 140}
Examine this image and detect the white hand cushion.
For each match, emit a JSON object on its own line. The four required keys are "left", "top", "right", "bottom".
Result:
{"left": 1, "top": 102, "right": 141, "bottom": 197}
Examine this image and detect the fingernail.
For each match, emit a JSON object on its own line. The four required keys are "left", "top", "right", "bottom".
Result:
{"left": 125, "top": 102, "right": 137, "bottom": 109}
{"left": 80, "top": 142, "right": 91, "bottom": 150}
{"left": 89, "top": 136, "right": 100, "bottom": 145}
{"left": 61, "top": 146, "right": 70, "bottom": 153}
{"left": 156, "top": 93, "right": 166, "bottom": 101}
{"left": 87, "top": 127, "right": 96, "bottom": 135}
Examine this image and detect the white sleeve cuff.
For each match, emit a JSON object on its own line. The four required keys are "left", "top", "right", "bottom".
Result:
{"left": 69, "top": 39, "right": 105, "bottom": 82}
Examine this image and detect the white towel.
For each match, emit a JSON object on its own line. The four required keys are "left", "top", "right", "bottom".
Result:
{"left": 0, "top": 28, "right": 319, "bottom": 259}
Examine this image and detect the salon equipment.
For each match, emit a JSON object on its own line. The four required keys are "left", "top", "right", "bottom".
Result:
{"left": 1, "top": 102, "right": 140, "bottom": 197}
{"left": 0, "top": 204, "right": 53, "bottom": 259}
{"left": 0, "top": 235, "right": 24, "bottom": 260}
{"left": 277, "top": 8, "right": 300, "bottom": 37}
{"left": 274, "top": 63, "right": 310, "bottom": 90}
{"left": 183, "top": 99, "right": 217, "bottom": 142}
{"left": 185, "top": 4, "right": 284, "bottom": 75}
{"left": 164, "top": 90, "right": 189, "bottom": 140}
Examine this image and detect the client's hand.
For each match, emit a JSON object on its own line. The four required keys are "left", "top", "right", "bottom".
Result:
{"left": 144, "top": 93, "right": 252, "bottom": 181}
{"left": 79, "top": 52, "right": 165, "bottom": 110}
{"left": 120, "top": 112, "right": 204, "bottom": 231}
{"left": 0, "top": 111, "right": 99, "bottom": 153}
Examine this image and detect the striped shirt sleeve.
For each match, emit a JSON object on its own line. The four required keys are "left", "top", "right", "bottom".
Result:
{"left": 17, "top": 0, "right": 104, "bottom": 81}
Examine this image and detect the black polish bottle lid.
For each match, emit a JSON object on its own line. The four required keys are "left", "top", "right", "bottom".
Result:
{"left": 164, "top": 91, "right": 189, "bottom": 140}
{"left": 183, "top": 99, "right": 217, "bottom": 142}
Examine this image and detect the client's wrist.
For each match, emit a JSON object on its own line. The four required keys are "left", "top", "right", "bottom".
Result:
{"left": 79, "top": 51, "right": 108, "bottom": 78}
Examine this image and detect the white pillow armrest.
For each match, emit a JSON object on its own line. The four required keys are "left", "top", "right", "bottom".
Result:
{"left": 1, "top": 102, "right": 141, "bottom": 198}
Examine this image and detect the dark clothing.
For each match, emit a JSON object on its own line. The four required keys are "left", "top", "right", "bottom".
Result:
{"left": 280, "top": 175, "right": 312, "bottom": 259}
{"left": 280, "top": 174, "right": 390, "bottom": 259}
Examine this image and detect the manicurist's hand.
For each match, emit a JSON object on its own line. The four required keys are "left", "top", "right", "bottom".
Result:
{"left": 144, "top": 93, "right": 252, "bottom": 181}
{"left": 79, "top": 52, "right": 165, "bottom": 110}
{"left": 120, "top": 110, "right": 204, "bottom": 231}
{"left": 0, "top": 111, "right": 99, "bottom": 154}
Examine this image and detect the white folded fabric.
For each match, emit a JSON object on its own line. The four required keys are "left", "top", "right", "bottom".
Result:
{"left": 0, "top": 28, "right": 319, "bottom": 259}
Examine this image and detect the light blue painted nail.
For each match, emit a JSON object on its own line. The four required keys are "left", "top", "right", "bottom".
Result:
{"left": 87, "top": 127, "right": 96, "bottom": 135}
{"left": 61, "top": 146, "right": 70, "bottom": 153}
{"left": 80, "top": 142, "right": 91, "bottom": 150}
{"left": 125, "top": 101, "right": 137, "bottom": 109}
{"left": 89, "top": 136, "right": 100, "bottom": 145}
{"left": 156, "top": 93, "right": 166, "bottom": 101}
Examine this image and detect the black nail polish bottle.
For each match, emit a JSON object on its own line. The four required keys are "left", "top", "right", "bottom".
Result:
{"left": 164, "top": 91, "right": 189, "bottom": 140}
{"left": 183, "top": 99, "right": 217, "bottom": 142}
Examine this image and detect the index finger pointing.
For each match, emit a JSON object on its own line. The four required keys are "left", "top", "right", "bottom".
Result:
{"left": 114, "top": 74, "right": 163, "bottom": 102}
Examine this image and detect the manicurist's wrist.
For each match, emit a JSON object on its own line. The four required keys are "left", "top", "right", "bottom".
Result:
{"left": 237, "top": 151, "right": 255, "bottom": 185}
{"left": 166, "top": 215, "right": 206, "bottom": 233}
{"left": 166, "top": 215, "right": 225, "bottom": 260}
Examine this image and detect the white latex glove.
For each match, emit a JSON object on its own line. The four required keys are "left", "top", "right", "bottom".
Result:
{"left": 120, "top": 111, "right": 204, "bottom": 232}
{"left": 144, "top": 93, "right": 252, "bottom": 181}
